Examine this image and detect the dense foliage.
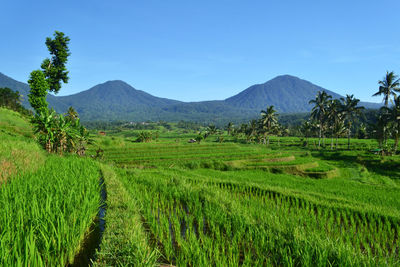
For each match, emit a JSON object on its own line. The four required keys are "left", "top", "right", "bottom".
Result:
{"left": 0, "top": 87, "right": 30, "bottom": 115}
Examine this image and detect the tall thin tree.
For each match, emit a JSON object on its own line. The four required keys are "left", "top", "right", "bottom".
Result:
{"left": 372, "top": 71, "right": 399, "bottom": 147}
{"left": 260, "top": 105, "right": 278, "bottom": 146}
{"left": 340, "top": 94, "right": 364, "bottom": 150}
{"left": 309, "top": 91, "right": 332, "bottom": 147}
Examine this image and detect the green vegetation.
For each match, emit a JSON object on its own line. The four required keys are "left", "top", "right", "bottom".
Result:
{"left": 27, "top": 32, "right": 89, "bottom": 155}
{"left": 0, "top": 108, "right": 102, "bottom": 266}
{"left": 0, "top": 107, "right": 44, "bottom": 182}
{"left": 91, "top": 130, "right": 399, "bottom": 266}
{"left": 0, "top": 87, "right": 30, "bottom": 115}
{"left": 94, "top": 165, "right": 159, "bottom": 266}
{"left": 0, "top": 156, "right": 101, "bottom": 265}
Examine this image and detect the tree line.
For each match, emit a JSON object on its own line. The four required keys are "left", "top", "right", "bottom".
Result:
{"left": 221, "top": 71, "right": 400, "bottom": 153}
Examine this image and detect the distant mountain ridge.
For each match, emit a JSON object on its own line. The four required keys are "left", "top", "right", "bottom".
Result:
{"left": 0, "top": 72, "right": 381, "bottom": 123}
{"left": 225, "top": 75, "right": 343, "bottom": 112}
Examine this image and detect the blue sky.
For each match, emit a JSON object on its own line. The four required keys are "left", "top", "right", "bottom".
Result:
{"left": 1, "top": 1, "right": 399, "bottom": 103}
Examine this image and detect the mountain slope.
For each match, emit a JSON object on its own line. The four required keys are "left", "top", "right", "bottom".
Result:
{"left": 0, "top": 72, "right": 68, "bottom": 111}
{"left": 225, "top": 75, "right": 342, "bottom": 112}
{"left": 225, "top": 75, "right": 381, "bottom": 111}
{"left": 0, "top": 72, "right": 381, "bottom": 122}
{"left": 56, "top": 80, "right": 183, "bottom": 120}
{"left": 57, "top": 82, "right": 256, "bottom": 122}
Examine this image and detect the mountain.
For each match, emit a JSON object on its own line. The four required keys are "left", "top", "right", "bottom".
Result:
{"left": 224, "top": 75, "right": 380, "bottom": 112}
{"left": 0, "top": 72, "right": 68, "bottom": 111}
{"left": 0, "top": 72, "right": 381, "bottom": 123}
{"left": 55, "top": 80, "right": 181, "bottom": 121}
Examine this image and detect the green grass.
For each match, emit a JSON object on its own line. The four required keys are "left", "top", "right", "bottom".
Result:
{"left": 0, "top": 108, "right": 45, "bottom": 182}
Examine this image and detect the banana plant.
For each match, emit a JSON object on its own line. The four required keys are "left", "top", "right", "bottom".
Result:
{"left": 32, "top": 109, "right": 56, "bottom": 153}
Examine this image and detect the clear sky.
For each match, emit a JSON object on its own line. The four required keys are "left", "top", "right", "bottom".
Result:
{"left": 1, "top": 1, "right": 399, "bottom": 103}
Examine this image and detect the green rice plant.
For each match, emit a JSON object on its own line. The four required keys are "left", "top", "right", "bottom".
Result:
{"left": 114, "top": 167, "right": 399, "bottom": 266}
{"left": 0, "top": 156, "right": 101, "bottom": 266}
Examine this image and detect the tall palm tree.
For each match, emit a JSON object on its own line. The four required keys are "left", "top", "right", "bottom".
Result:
{"left": 340, "top": 94, "right": 364, "bottom": 150}
{"left": 333, "top": 117, "right": 346, "bottom": 149}
{"left": 326, "top": 99, "right": 342, "bottom": 149}
{"left": 260, "top": 105, "right": 278, "bottom": 146}
{"left": 300, "top": 120, "right": 313, "bottom": 146}
{"left": 373, "top": 71, "right": 400, "bottom": 148}
{"left": 309, "top": 91, "right": 332, "bottom": 147}
{"left": 226, "top": 122, "right": 234, "bottom": 136}
{"left": 373, "top": 71, "right": 400, "bottom": 107}
{"left": 382, "top": 95, "right": 400, "bottom": 152}
{"left": 246, "top": 120, "right": 258, "bottom": 143}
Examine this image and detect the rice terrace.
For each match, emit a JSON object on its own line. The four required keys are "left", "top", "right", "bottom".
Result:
{"left": 2, "top": 2, "right": 400, "bottom": 266}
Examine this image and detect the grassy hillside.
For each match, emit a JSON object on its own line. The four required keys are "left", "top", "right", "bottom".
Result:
{"left": 0, "top": 108, "right": 102, "bottom": 265}
{"left": 0, "top": 108, "right": 45, "bottom": 181}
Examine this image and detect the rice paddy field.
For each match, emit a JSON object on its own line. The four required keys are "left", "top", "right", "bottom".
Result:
{"left": 0, "top": 108, "right": 103, "bottom": 266}
{"left": 2, "top": 107, "right": 400, "bottom": 266}
{"left": 93, "top": 134, "right": 400, "bottom": 266}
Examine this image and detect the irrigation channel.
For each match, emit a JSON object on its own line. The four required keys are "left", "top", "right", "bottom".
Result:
{"left": 69, "top": 178, "right": 107, "bottom": 266}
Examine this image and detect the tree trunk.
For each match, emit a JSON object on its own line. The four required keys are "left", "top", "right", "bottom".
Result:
{"left": 267, "top": 135, "right": 270, "bottom": 146}
{"left": 318, "top": 124, "right": 322, "bottom": 148}
{"left": 347, "top": 128, "right": 351, "bottom": 150}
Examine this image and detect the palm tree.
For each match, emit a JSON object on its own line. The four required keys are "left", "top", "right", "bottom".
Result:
{"left": 309, "top": 91, "right": 332, "bottom": 147}
{"left": 226, "top": 122, "right": 234, "bottom": 136}
{"left": 340, "top": 94, "right": 364, "bottom": 150}
{"left": 374, "top": 110, "right": 389, "bottom": 150}
{"left": 332, "top": 115, "right": 346, "bottom": 149}
{"left": 300, "top": 120, "right": 313, "bottom": 146}
{"left": 373, "top": 72, "right": 400, "bottom": 149}
{"left": 65, "top": 106, "right": 79, "bottom": 122}
{"left": 207, "top": 125, "right": 217, "bottom": 135}
{"left": 246, "top": 120, "right": 258, "bottom": 143}
{"left": 382, "top": 95, "right": 400, "bottom": 152}
{"left": 326, "top": 99, "right": 342, "bottom": 149}
{"left": 373, "top": 71, "right": 400, "bottom": 107}
{"left": 260, "top": 106, "right": 278, "bottom": 146}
